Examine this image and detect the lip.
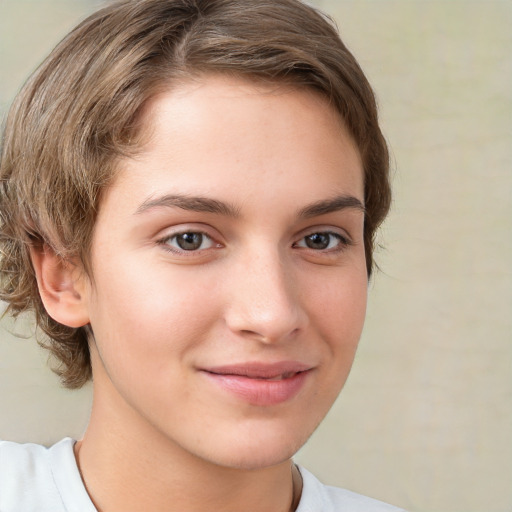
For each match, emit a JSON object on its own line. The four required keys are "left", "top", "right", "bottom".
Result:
{"left": 200, "top": 361, "right": 313, "bottom": 406}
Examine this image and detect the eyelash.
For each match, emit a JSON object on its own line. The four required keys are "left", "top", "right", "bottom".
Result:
{"left": 157, "top": 230, "right": 219, "bottom": 255}
{"left": 293, "top": 231, "right": 352, "bottom": 253}
{"left": 157, "top": 229, "right": 351, "bottom": 255}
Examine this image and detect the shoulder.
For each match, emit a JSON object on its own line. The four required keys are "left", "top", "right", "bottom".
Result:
{"left": 0, "top": 438, "right": 55, "bottom": 488}
{"left": 0, "top": 438, "right": 90, "bottom": 512}
{"left": 296, "top": 466, "right": 407, "bottom": 512}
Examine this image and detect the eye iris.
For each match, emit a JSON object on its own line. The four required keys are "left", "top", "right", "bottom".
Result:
{"left": 176, "top": 233, "right": 203, "bottom": 250}
{"left": 305, "top": 233, "right": 330, "bottom": 250}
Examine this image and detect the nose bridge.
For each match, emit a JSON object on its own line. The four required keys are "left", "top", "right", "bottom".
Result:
{"left": 225, "top": 244, "right": 306, "bottom": 342}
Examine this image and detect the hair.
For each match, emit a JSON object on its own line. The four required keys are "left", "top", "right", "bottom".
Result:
{"left": 0, "top": 0, "right": 391, "bottom": 388}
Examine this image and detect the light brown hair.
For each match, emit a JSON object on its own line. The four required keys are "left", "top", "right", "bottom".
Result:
{"left": 0, "top": 0, "right": 391, "bottom": 388}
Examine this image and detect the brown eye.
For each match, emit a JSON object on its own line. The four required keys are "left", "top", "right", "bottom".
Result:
{"left": 163, "top": 232, "right": 215, "bottom": 252}
{"left": 304, "top": 233, "right": 330, "bottom": 250}
{"left": 176, "top": 233, "right": 204, "bottom": 250}
{"left": 295, "top": 232, "right": 349, "bottom": 251}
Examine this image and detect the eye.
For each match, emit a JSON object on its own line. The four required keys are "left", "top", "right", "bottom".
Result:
{"left": 295, "top": 232, "right": 349, "bottom": 251}
{"left": 161, "top": 231, "right": 216, "bottom": 252}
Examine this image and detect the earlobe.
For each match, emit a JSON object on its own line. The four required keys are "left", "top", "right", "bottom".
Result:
{"left": 30, "top": 244, "right": 90, "bottom": 328}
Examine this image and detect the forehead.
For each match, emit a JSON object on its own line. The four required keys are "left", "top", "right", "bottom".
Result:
{"left": 105, "top": 75, "right": 363, "bottom": 214}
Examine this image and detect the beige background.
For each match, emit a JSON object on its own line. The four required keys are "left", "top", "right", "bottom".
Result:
{"left": 1, "top": 1, "right": 511, "bottom": 511}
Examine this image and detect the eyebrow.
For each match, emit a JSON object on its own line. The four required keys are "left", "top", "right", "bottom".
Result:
{"left": 135, "top": 194, "right": 241, "bottom": 217}
{"left": 298, "top": 195, "right": 365, "bottom": 218}
{"left": 134, "top": 193, "right": 365, "bottom": 218}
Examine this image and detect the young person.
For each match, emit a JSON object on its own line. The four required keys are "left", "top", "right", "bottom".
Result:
{"left": 0, "top": 0, "right": 403, "bottom": 510}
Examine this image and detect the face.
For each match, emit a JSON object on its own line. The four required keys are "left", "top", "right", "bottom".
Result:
{"left": 81, "top": 75, "right": 367, "bottom": 469}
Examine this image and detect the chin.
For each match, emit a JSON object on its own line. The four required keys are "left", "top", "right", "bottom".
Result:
{"left": 196, "top": 422, "right": 314, "bottom": 471}
{"left": 208, "top": 445, "right": 298, "bottom": 471}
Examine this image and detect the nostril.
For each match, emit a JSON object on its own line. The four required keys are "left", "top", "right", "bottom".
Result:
{"left": 239, "top": 329, "right": 272, "bottom": 343}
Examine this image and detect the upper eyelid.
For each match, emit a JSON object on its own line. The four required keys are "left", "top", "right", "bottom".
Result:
{"left": 295, "top": 226, "right": 352, "bottom": 242}
{"left": 156, "top": 223, "right": 220, "bottom": 239}
{"left": 162, "top": 230, "right": 213, "bottom": 241}
{"left": 161, "top": 228, "right": 212, "bottom": 238}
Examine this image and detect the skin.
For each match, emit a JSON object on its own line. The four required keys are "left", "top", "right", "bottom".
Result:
{"left": 33, "top": 75, "right": 367, "bottom": 511}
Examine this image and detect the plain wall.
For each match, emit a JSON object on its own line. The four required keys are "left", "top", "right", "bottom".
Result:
{"left": 1, "top": 1, "right": 511, "bottom": 511}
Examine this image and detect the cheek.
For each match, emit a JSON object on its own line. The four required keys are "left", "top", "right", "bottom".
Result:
{"left": 307, "top": 265, "right": 368, "bottom": 346}
{"left": 87, "top": 255, "right": 222, "bottom": 364}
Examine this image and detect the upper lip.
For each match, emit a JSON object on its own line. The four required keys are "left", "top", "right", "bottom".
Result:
{"left": 201, "top": 361, "right": 313, "bottom": 379}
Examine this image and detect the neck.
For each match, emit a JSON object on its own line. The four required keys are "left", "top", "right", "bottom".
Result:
{"left": 75, "top": 378, "right": 302, "bottom": 512}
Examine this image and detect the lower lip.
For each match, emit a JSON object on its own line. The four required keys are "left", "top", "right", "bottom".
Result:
{"left": 203, "top": 371, "right": 310, "bottom": 406}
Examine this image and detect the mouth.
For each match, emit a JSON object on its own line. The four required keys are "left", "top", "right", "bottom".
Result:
{"left": 206, "top": 370, "right": 304, "bottom": 380}
{"left": 203, "top": 361, "right": 312, "bottom": 379}
{"left": 200, "top": 362, "right": 313, "bottom": 406}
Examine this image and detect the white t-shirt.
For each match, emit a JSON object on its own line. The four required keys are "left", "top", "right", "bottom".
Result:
{"left": 0, "top": 438, "right": 406, "bottom": 511}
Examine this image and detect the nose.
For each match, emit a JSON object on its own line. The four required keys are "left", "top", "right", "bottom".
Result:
{"left": 223, "top": 248, "right": 308, "bottom": 344}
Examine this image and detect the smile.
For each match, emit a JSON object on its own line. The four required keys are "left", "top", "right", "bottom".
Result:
{"left": 200, "top": 362, "right": 313, "bottom": 406}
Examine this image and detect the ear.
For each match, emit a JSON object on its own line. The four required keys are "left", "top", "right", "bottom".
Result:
{"left": 30, "top": 244, "right": 90, "bottom": 328}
